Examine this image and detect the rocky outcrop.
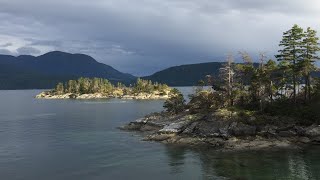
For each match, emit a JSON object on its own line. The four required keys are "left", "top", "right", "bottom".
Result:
{"left": 159, "top": 121, "right": 191, "bottom": 133}
{"left": 120, "top": 111, "right": 320, "bottom": 151}
{"left": 36, "top": 91, "right": 170, "bottom": 100}
{"left": 120, "top": 93, "right": 169, "bottom": 100}
{"left": 305, "top": 125, "right": 320, "bottom": 137}
{"left": 229, "top": 122, "right": 257, "bottom": 136}
{"left": 35, "top": 92, "right": 111, "bottom": 99}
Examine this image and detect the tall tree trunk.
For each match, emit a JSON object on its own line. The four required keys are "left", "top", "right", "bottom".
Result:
{"left": 293, "top": 75, "right": 296, "bottom": 102}
{"left": 304, "top": 76, "right": 308, "bottom": 102}
{"left": 270, "top": 81, "right": 273, "bottom": 103}
{"left": 297, "top": 79, "right": 300, "bottom": 95}
{"left": 293, "top": 58, "right": 297, "bottom": 103}
{"left": 308, "top": 73, "right": 312, "bottom": 101}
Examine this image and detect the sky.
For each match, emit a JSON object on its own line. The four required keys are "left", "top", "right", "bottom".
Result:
{"left": 0, "top": 0, "right": 320, "bottom": 76}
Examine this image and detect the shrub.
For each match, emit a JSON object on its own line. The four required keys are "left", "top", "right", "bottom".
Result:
{"left": 187, "top": 90, "right": 223, "bottom": 114}
{"left": 163, "top": 89, "right": 186, "bottom": 114}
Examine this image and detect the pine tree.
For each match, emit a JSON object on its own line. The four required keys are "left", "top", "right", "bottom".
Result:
{"left": 104, "top": 79, "right": 113, "bottom": 93}
{"left": 276, "top": 24, "right": 304, "bottom": 103}
{"left": 299, "top": 27, "right": 320, "bottom": 101}
{"left": 236, "top": 52, "right": 256, "bottom": 106}
{"left": 134, "top": 78, "right": 143, "bottom": 93}
{"left": 264, "top": 59, "right": 277, "bottom": 102}
{"left": 67, "top": 80, "right": 77, "bottom": 93}
{"left": 55, "top": 82, "right": 64, "bottom": 95}
{"left": 163, "top": 88, "right": 185, "bottom": 114}
{"left": 78, "top": 78, "right": 91, "bottom": 94}
{"left": 91, "top": 78, "right": 100, "bottom": 93}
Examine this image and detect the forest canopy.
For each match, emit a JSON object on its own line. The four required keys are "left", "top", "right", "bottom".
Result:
{"left": 53, "top": 78, "right": 170, "bottom": 95}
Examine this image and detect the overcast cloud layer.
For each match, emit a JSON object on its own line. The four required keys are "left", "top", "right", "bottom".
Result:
{"left": 0, "top": 0, "right": 320, "bottom": 75}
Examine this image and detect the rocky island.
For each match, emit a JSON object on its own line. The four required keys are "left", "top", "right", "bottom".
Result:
{"left": 121, "top": 85, "right": 320, "bottom": 151}
{"left": 36, "top": 78, "right": 172, "bottom": 100}
{"left": 121, "top": 25, "right": 320, "bottom": 151}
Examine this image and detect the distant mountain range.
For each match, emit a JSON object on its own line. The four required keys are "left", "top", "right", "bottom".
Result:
{"left": 1, "top": 51, "right": 319, "bottom": 89}
{"left": 0, "top": 51, "right": 135, "bottom": 89}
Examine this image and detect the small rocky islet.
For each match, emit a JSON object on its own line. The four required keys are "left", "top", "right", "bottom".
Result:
{"left": 36, "top": 78, "right": 172, "bottom": 100}
{"left": 36, "top": 91, "right": 170, "bottom": 100}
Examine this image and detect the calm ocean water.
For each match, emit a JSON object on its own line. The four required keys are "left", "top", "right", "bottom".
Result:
{"left": 0, "top": 88, "right": 319, "bottom": 180}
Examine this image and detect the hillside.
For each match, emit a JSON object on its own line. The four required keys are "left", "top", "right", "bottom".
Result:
{"left": 143, "top": 62, "right": 320, "bottom": 86}
{"left": 0, "top": 51, "right": 136, "bottom": 89}
{"left": 142, "top": 62, "right": 225, "bottom": 86}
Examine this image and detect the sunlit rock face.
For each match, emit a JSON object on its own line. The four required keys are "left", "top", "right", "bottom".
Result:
{"left": 120, "top": 111, "right": 320, "bottom": 151}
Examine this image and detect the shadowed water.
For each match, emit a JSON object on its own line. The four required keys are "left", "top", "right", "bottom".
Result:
{"left": 0, "top": 89, "right": 319, "bottom": 180}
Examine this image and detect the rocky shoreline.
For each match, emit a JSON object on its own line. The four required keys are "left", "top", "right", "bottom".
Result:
{"left": 35, "top": 91, "right": 170, "bottom": 100}
{"left": 120, "top": 110, "right": 320, "bottom": 151}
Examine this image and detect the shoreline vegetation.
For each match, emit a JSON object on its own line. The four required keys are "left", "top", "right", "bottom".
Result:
{"left": 121, "top": 24, "right": 320, "bottom": 151}
{"left": 36, "top": 78, "right": 172, "bottom": 100}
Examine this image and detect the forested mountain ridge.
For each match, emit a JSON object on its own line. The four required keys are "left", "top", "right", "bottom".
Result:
{"left": 143, "top": 62, "right": 320, "bottom": 87}
{"left": 0, "top": 51, "right": 136, "bottom": 89}
{"left": 142, "top": 62, "right": 261, "bottom": 86}
{"left": 142, "top": 62, "right": 224, "bottom": 86}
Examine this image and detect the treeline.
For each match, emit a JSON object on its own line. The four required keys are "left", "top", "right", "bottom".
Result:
{"left": 54, "top": 77, "right": 169, "bottom": 95}
{"left": 208, "top": 25, "right": 320, "bottom": 110}
{"left": 164, "top": 24, "right": 320, "bottom": 122}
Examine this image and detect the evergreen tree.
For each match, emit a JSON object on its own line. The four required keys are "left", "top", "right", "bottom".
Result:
{"left": 236, "top": 52, "right": 255, "bottom": 106}
{"left": 163, "top": 88, "right": 185, "bottom": 114}
{"left": 299, "top": 27, "right": 320, "bottom": 101}
{"left": 55, "top": 82, "right": 64, "bottom": 95}
{"left": 67, "top": 80, "right": 78, "bottom": 93}
{"left": 103, "top": 79, "right": 113, "bottom": 93}
{"left": 276, "top": 24, "right": 304, "bottom": 103}
{"left": 264, "top": 59, "right": 278, "bottom": 102}
{"left": 134, "top": 78, "right": 144, "bottom": 93}
{"left": 79, "top": 78, "right": 91, "bottom": 94}
{"left": 91, "top": 78, "right": 101, "bottom": 93}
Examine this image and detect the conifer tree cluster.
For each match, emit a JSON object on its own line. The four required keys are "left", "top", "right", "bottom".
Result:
{"left": 165, "top": 25, "right": 320, "bottom": 122}
{"left": 133, "top": 78, "right": 169, "bottom": 94}
{"left": 53, "top": 77, "right": 169, "bottom": 95}
{"left": 205, "top": 25, "right": 320, "bottom": 112}
{"left": 54, "top": 78, "right": 115, "bottom": 94}
{"left": 276, "top": 24, "right": 320, "bottom": 102}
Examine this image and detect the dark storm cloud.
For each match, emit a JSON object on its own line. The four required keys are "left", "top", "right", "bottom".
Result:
{"left": 0, "top": 0, "right": 319, "bottom": 75}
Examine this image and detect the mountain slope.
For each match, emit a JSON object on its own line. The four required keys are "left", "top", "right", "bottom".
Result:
{"left": 143, "top": 62, "right": 320, "bottom": 86}
{"left": 142, "top": 62, "right": 224, "bottom": 86}
{"left": 0, "top": 51, "right": 136, "bottom": 89}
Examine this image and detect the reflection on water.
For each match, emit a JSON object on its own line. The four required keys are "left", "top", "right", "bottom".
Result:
{"left": 163, "top": 145, "right": 320, "bottom": 180}
{"left": 0, "top": 90, "right": 319, "bottom": 180}
{"left": 165, "top": 145, "right": 187, "bottom": 174}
